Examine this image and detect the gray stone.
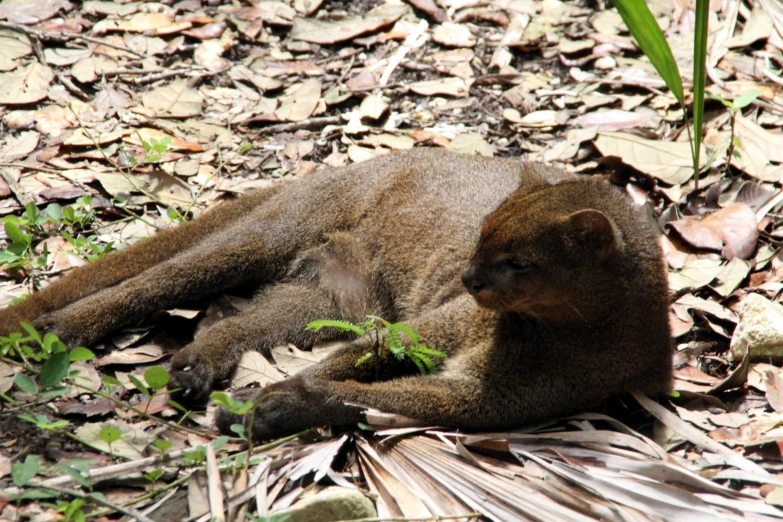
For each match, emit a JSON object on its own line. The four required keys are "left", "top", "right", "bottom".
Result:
{"left": 270, "top": 486, "right": 376, "bottom": 522}
{"left": 730, "top": 293, "right": 783, "bottom": 362}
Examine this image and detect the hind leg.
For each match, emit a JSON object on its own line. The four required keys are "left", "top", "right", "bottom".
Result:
{"left": 170, "top": 233, "right": 378, "bottom": 401}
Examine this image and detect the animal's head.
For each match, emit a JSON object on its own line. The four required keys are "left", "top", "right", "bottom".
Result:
{"left": 462, "top": 181, "right": 634, "bottom": 323}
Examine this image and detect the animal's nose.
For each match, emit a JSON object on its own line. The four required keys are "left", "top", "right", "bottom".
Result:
{"left": 461, "top": 266, "right": 486, "bottom": 294}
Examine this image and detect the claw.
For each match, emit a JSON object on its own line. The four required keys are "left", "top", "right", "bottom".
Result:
{"left": 183, "top": 388, "right": 191, "bottom": 396}
{"left": 182, "top": 366, "right": 192, "bottom": 372}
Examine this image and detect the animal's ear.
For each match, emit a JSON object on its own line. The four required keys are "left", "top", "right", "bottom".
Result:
{"left": 567, "top": 209, "right": 623, "bottom": 259}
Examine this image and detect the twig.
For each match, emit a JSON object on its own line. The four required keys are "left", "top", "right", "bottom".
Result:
{"left": 1, "top": 430, "right": 307, "bottom": 497}
{"left": 380, "top": 19, "right": 428, "bottom": 86}
{"left": 0, "top": 21, "right": 144, "bottom": 58}
{"left": 133, "top": 68, "right": 198, "bottom": 85}
{"left": 255, "top": 116, "right": 341, "bottom": 134}
{"left": 27, "top": 35, "right": 90, "bottom": 101}
{"left": 343, "top": 514, "right": 482, "bottom": 522}
{"left": 34, "top": 484, "right": 157, "bottom": 522}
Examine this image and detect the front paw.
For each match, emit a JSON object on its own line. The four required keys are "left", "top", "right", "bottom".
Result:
{"left": 169, "top": 347, "right": 218, "bottom": 404}
{"left": 215, "top": 379, "right": 317, "bottom": 439}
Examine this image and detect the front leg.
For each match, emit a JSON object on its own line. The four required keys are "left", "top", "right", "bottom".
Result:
{"left": 217, "top": 372, "right": 502, "bottom": 439}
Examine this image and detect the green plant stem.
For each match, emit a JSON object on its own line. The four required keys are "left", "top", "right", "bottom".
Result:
{"left": 691, "top": 0, "right": 710, "bottom": 190}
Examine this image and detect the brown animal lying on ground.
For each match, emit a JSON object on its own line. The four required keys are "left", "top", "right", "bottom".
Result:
{"left": 0, "top": 148, "right": 672, "bottom": 438}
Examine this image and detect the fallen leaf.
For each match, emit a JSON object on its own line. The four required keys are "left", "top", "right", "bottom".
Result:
{"left": 668, "top": 203, "right": 758, "bottom": 260}
{"left": 593, "top": 131, "right": 701, "bottom": 185}
{"left": 432, "top": 22, "right": 476, "bottom": 47}
{"left": 359, "top": 94, "right": 389, "bottom": 120}
{"left": 275, "top": 79, "right": 321, "bottom": 122}
{"left": 725, "top": 6, "right": 773, "bottom": 48}
{"left": 572, "top": 109, "right": 647, "bottom": 131}
{"left": 290, "top": 4, "right": 407, "bottom": 44}
{"left": 447, "top": 133, "right": 494, "bottom": 157}
{"left": 0, "top": 63, "right": 53, "bottom": 105}
{"left": 232, "top": 351, "right": 285, "bottom": 388}
{"left": 0, "top": 0, "right": 71, "bottom": 24}
{"left": 409, "top": 77, "right": 471, "bottom": 97}
{"left": 141, "top": 79, "right": 202, "bottom": 118}
{"left": 0, "top": 29, "right": 31, "bottom": 71}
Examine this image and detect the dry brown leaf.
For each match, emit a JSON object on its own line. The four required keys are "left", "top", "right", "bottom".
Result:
{"left": 117, "top": 12, "right": 175, "bottom": 33}
{"left": 141, "top": 79, "right": 202, "bottom": 118}
{"left": 359, "top": 94, "right": 389, "bottom": 120}
{"left": 232, "top": 351, "right": 285, "bottom": 388}
{"left": 572, "top": 109, "right": 647, "bottom": 131}
{"left": 0, "top": 29, "right": 31, "bottom": 71}
{"left": 409, "top": 77, "right": 471, "bottom": 97}
{"left": 446, "top": 133, "right": 494, "bottom": 157}
{"left": 0, "top": 0, "right": 71, "bottom": 24}
{"left": 725, "top": 6, "right": 774, "bottom": 48}
{"left": 0, "top": 131, "right": 39, "bottom": 161}
{"left": 593, "top": 131, "right": 702, "bottom": 185}
{"left": 668, "top": 203, "right": 758, "bottom": 260}
{"left": 290, "top": 4, "right": 407, "bottom": 44}
{"left": 274, "top": 80, "right": 321, "bottom": 122}
{"left": 432, "top": 22, "right": 476, "bottom": 47}
{"left": 194, "top": 36, "right": 234, "bottom": 71}
{"left": 95, "top": 345, "right": 165, "bottom": 366}
{"left": 71, "top": 56, "right": 119, "bottom": 83}
{"left": 0, "top": 63, "right": 53, "bottom": 105}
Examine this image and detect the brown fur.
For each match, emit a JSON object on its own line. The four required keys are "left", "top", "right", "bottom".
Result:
{"left": 0, "top": 149, "right": 672, "bottom": 437}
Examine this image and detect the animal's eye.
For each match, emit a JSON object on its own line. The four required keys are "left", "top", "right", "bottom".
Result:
{"left": 500, "top": 259, "right": 530, "bottom": 270}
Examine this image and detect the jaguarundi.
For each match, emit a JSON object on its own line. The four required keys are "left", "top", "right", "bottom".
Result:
{"left": 0, "top": 148, "right": 672, "bottom": 438}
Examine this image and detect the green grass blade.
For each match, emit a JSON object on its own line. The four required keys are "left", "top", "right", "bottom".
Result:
{"left": 692, "top": 0, "right": 710, "bottom": 188}
{"left": 612, "top": 0, "right": 684, "bottom": 105}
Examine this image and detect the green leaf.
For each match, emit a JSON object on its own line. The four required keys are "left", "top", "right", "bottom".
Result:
{"left": 305, "top": 319, "right": 365, "bottom": 336}
{"left": 733, "top": 90, "right": 759, "bottom": 110}
{"left": 98, "top": 425, "right": 122, "bottom": 445}
{"left": 39, "top": 351, "right": 69, "bottom": 388}
{"left": 153, "top": 439, "right": 173, "bottom": 452}
{"left": 390, "top": 323, "right": 421, "bottom": 344}
{"left": 69, "top": 347, "right": 95, "bottom": 362}
{"left": 4, "top": 222, "right": 31, "bottom": 245}
{"left": 128, "top": 374, "right": 150, "bottom": 396}
{"left": 45, "top": 203, "right": 63, "bottom": 221}
{"left": 102, "top": 375, "right": 121, "bottom": 386}
{"left": 11, "top": 454, "right": 39, "bottom": 487}
{"left": 144, "top": 366, "right": 170, "bottom": 391}
{"left": 691, "top": 0, "right": 709, "bottom": 189}
{"left": 611, "top": 0, "right": 683, "bottom": 105}
{"left": 19, "top": 322, "right": 41, "bottom": 344}
{"left": 355, "top": 352, "right": 374, "bottom": 367}
{"left": 14, "top": 373, "right": 38, "bottom": 394}
{"left": 410, "top": 345, "right": 447, "bottom": 359}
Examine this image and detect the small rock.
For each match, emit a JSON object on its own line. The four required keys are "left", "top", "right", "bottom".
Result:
{"left": 730, "top": 293, "right": 783, "bottom": 362}
{"left": 270, "top": 487, "right": 376, "bottom": 522}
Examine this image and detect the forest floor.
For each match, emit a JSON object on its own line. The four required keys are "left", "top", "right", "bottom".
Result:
{"left": 2, "top": 0, "right": 783, "bottom": 520}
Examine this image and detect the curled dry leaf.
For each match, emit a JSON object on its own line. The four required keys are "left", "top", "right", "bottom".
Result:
{"left": 667, "top": 203, "right": 758, "bottom": 260}
{"left": 290, "top": 4, "right": 407, "bottom": 44}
